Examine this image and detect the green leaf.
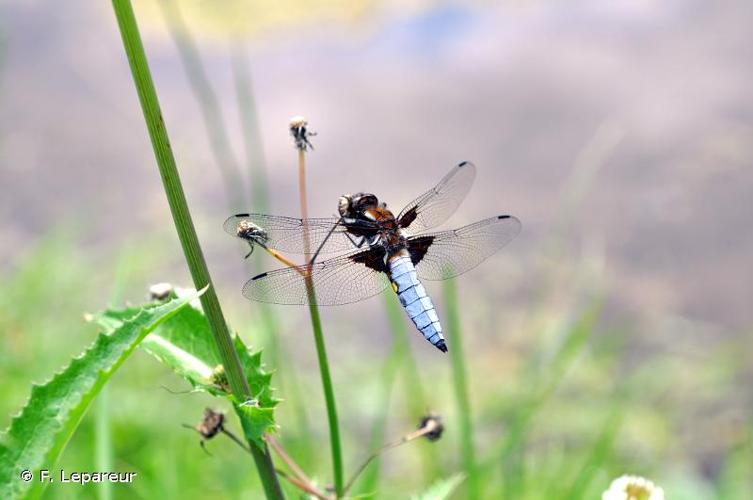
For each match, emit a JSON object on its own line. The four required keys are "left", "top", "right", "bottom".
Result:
{"left": 233, "top": 397, "right": 276, "bottom": 450}
{"left": 230, "top": 335, "right": 279, "bottom": 448}
{"left": 141, "top": 289, "right": 225, "bottom": 396}
{"left": 233, "top": 335, "right": 277, "bottom": 409}
{"left": 92, "top": 288, "right": 278, "bottom": 445}
{"left": 0, "top": 290, "right": 204, "bottom": 500}
{"left": 411, "top": 473, "right": 466, "bottom": 500}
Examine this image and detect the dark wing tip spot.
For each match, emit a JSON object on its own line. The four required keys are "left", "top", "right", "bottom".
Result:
{"left": 251, "top": 272, "right": 268, "bottom": 281}
{"left": 458, "top": 161, "right": 472, "bottom": 168}
{"left": 498, "top": 214, "right": 523, "bottom": 232}
{"left": 234, "top": 212, "right": 250, "bottom": 217}
{"left": 435, "top": 340, "right": 448, "bottom": 353}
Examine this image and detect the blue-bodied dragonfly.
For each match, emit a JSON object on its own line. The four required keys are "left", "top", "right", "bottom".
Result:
{"left": 224, "top": 162, "right": 521, "bottom": 352}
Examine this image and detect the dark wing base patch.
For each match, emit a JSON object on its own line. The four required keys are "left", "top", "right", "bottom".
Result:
{"left": 349, "top": 246, "right": 388, "bottom": 273}
{"left": 407, "top": 236, "right": 435, "bottom": 266}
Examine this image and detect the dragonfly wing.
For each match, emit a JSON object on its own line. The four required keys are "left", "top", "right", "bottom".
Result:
{"left": 223, "top": 213, "right": 355, "bottom": 254}
{"left": 409, "top": 215, "right": 521, "bottom": 281}
{"left": 397, "top": 161, "right": 477, "bottom": 233}
{"left": 243, "top": 247, "right": 391, "bottom": 305}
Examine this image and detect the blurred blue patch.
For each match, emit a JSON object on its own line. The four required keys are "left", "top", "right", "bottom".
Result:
{"left": 368, "top": 4, "right": 478, "bottom": 60}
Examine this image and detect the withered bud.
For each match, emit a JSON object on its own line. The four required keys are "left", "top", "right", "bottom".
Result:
{"left": 149, "top": 282, "right": 173, "bottom": 300}
{"left": 289, "top": 115, "right": 316, "bottom": 151}
{"left": 419, "top": 413, "right": 444, "bottom": 442}
{"left": 195, "top": 408, "right": 225, "bottom": 440}
{"left": 289, "top": 115, "right": 307, "bottom": 129}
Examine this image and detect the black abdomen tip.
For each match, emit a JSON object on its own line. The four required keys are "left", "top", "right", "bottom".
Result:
{"left": 435, "top": 340, "right": 448, "bottom": 353}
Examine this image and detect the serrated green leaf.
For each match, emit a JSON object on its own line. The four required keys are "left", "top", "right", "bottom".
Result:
{"left": 92, "top": 287, "right": 278, "bottom": 447}
{"left": 233, "top": 398, "right": 277, "bottom": 450}
{"left": 229, "top": 334, "right": 280, "bottom": 448}
{"left": 233, "top": 335, "right": 279, "bottom": 409}
{"left": 0, "top": 290, "right": 204, "bottom": 500}
{"left": 141, "top": 295, "right": 227, "bottom": 396}
{"left": 91, "top": 288, "right": 225, "bottom": 395}
{"left": 411, "top": 473, "right": 466, "bottom": 500}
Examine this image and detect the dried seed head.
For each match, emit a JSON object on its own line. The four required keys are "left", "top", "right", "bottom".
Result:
{"left": 149, "top": 282, "right": 173, "bottom": 300}
{"left": 289, "top": 115, "right": 307, "bottom": 129}
{"left": 419, "top": 413, "right": 444, "bottom": 442}
{"left": 195, "top": 408, "right": 225, "bottom": 439}
{"left": 602, "top": 475, "right": 664, "bottom": 500}
{"left": 289, "top": 115, "right": 316, "bottom": 151}
{"left": 236, "top": 220, "right": 268, "bottom": 244}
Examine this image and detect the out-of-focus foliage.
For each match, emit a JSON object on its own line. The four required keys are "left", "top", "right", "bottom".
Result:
{"left": 411, "top": 472, "right": 465, "bottom": 500}
{"left": 0, "top": 223, "right": 749, "bottom": 498}
{"left": 139, "top": 0, "right": 378, "bottom": 39}
{"left": 0, "top": 291, "right": 201, "bottom": 499}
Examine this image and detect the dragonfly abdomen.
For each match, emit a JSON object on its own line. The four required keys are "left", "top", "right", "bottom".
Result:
{"left": 388, "top": 255, "right": 447, "bottom": 352}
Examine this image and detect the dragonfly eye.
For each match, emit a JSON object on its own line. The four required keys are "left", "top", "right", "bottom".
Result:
{"left": 356, "top": 194, "right": 379, "bottom": 210}
{"left": 339, "top": 193, "right": 379, "bottom": 218}
{"left": 338, "top": 195, "right": 352, "bottom": 217}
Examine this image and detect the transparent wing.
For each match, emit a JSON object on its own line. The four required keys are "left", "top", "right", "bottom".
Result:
{"left": 242, "top": 248, "right": 391, "bottom": 306}
{"left": 224, "top": 213, "right": 356, "bottom": 255}
{"left": 409, "top": 215, "right": 521, "bottom": 281}
{"left": 397, "top": 161, "right": 477, "bottom": 232}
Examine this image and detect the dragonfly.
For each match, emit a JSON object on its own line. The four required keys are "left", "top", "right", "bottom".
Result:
{"left": 224, "top": 162, "right": 521, "bottom": 352}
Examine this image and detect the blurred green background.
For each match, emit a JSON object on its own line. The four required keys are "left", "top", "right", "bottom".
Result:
{"left": 1, "top": 0, "right": 751, "bottom": 498}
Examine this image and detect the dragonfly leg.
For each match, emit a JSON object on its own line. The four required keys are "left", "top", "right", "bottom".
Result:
{"left": 349, "top": 233, "right": 374, "bottom": 249}
{"left": 308, "top": 217, "right": 344, "bottom": 266}
{"left": 243, "top": 243, "right": 255, "bottom": 259}
{"left": 343, "top": 232, "right": 361, "bottom": 249}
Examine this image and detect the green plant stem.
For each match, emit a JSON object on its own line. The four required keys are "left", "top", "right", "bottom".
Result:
{"left": 306, "top": 285, "right": 343, "bottom": 497}
{"left": 443, "top": 278, "right": 478, "bottom": 499}
{"left": 297, "top": 147, "right": 344, "bottom": 497}
{"left": 110, "top": 1, "right": 282, "bottom": 498}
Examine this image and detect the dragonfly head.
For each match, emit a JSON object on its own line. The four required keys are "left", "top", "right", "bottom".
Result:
{"left": 338, "top": 192, "right": 381, "bottom": 219}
